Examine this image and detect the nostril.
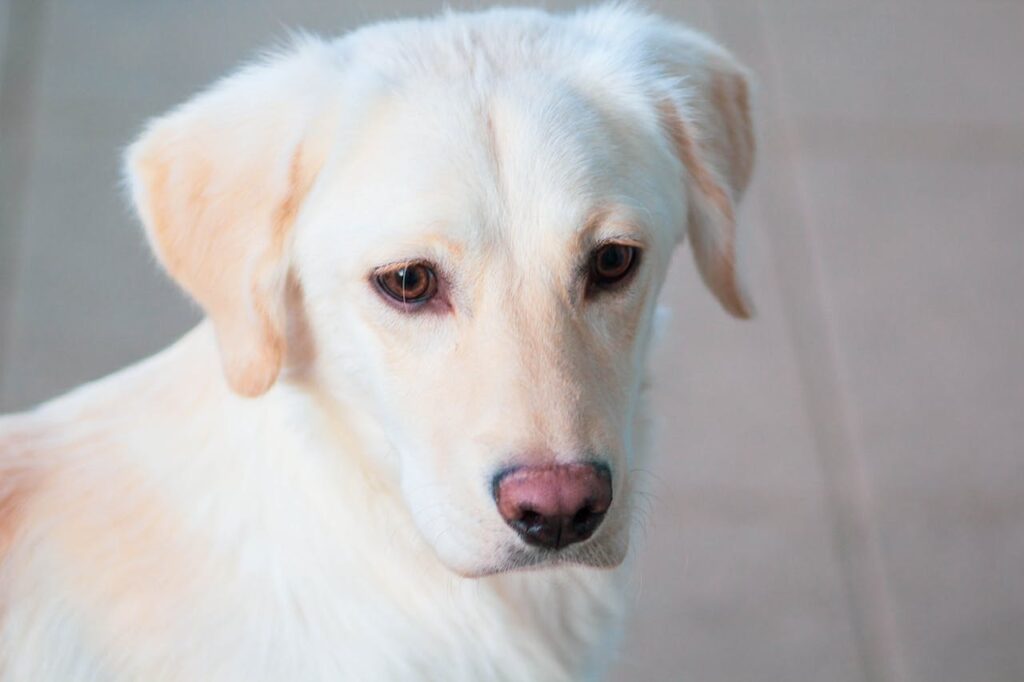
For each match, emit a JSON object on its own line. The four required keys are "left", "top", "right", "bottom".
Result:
{"left": 572, "top": 504, "right": 594, "bottom": 528}
{"left": 519, "top": 509, "right": 543, "bottom": 529}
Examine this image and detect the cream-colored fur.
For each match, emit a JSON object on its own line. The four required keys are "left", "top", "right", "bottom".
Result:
{"left": 0, "top": 5, "right": 754, "bottom": 680}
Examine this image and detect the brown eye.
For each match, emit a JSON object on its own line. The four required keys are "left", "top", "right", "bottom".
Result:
{"left": 375, "top": 262, "right": 438, "bottom": 305}
{"left": 589, "top": 243, "right": 639, "bottom": 290}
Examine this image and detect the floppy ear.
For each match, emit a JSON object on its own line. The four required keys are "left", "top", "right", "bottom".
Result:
{"left": 652, "top": 26, "right": 757, "bottom": 318}
{"left": 125, "top": 41, "right": 338, "bottom": 396}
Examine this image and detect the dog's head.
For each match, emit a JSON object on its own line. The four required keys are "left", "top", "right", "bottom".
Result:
{"left": 125, "top": 6, "right": 754, "bottom": 576}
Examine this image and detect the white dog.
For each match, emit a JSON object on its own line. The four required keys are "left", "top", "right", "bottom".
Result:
{"left": 0, "top": 4, "right": 754, "bottom": 680}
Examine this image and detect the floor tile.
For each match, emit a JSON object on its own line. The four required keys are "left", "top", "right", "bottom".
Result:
{"left": 796, "top": 149, "right": 1024, "bottom": 682}
{"left": 714, "top": 4, "right": 910, "bottom": 681}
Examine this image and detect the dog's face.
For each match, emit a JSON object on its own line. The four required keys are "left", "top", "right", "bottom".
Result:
{"left": 126, "top": 7, "right": 754, "bottom": 577}
{"left": 294, "top": 81, "right": 680, "bottom": 574}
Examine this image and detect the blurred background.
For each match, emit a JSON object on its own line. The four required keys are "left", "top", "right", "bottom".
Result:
{"left": 0, "top": 1, "right": 1021, "bottom": 680}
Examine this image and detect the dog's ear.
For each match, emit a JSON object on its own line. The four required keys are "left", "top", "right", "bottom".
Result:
{"left": 650, "top": 25, "right": 757, "bottom": 318}
{"left": 125, "top": 42, "right": 338, "bottom": 396}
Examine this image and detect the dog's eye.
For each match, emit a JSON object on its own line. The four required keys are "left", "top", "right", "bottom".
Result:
{"left": 375, "top": 262, "right": 438, "bottom": 305}
{"left": 588, "top": 243, "right": 639, "bottom": 292}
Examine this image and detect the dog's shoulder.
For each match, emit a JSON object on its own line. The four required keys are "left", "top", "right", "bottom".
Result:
{"left": 0, "top": 412, "right": 45, "bottom": 561}
{"left": 0, "top": 326, "right": 220, "bottom": 565}
{"left": 0, "top": 396, "right": 117, "bottom": 564}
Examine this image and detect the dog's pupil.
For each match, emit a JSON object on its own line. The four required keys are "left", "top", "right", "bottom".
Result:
{"left": 377, "top": 263, "right": 435, "bottom": 304}
{"left": 601, "top": 248, "right": 623, "bottom": 271}
{"left": 598, "top": 246, "right": 631, "bottom": 278}
{"left": 398, "top": 267, "right": 423, "bottom": 294}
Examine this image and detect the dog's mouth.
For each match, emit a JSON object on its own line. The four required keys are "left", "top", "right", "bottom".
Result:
{"left": 448, "top": 529, "right": 630, "bottom": 578}
{"left": 501, "top": 541, "right": 627, "bottom": 574}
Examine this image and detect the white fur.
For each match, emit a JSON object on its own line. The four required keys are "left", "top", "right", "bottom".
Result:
{"left": 0, "top": 5, "right": 754, "bottom": 680}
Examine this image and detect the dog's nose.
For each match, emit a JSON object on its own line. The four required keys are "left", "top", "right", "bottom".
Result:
{"left": 492, "top": 463, "right": 612, "bottom": 550}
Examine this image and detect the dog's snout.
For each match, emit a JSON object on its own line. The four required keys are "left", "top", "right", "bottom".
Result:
{"left": 493, "top": 463, "right": 612, "bottom": 550}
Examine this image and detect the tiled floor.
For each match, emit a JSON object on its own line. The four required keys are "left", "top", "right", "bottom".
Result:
{"left": 1, "top": 1, "right": 1022, "bottom": 680}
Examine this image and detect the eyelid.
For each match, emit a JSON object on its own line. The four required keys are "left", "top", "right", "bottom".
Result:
{"left": 371, "top": 255, "right": 453, "bottom": 281}
{"left": 592, "top": 235, "right": 646, "bottom": 250}
{"left": 372, "top": 258, "right": 425, "bottom": 273}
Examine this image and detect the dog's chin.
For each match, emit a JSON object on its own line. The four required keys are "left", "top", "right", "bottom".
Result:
{"left": 441, "top": 534, "right": 630, "bottom": 579}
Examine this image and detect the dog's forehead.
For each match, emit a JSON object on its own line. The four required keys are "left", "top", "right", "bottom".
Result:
{"left": 311, "top": 70, "right": 666, "bottom": 265}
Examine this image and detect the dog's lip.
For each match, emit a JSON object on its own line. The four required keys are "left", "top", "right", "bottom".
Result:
{"left": 449, "top": 536, "right": 628, "bottom": 578}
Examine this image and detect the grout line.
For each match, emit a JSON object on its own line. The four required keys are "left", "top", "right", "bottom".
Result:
{"left": 0, "top": 0, "right": 48, "bottom": 395}
{"left": 712, "top": 3, "right": 909, "bottom": 682}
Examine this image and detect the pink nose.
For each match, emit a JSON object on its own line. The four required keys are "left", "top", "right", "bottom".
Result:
{"left": 492, "top": 463, "right": 612, "bottom": 550}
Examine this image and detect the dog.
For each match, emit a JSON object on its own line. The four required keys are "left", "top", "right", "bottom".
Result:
{"left": 0, "top": 4, "right": 754, "bottom": 680}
